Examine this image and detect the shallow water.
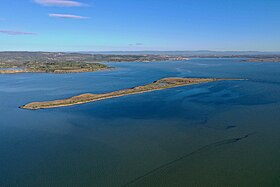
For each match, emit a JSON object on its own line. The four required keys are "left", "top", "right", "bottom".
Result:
{"left": 1, "top": 58, "right": 280, "bottom": 187}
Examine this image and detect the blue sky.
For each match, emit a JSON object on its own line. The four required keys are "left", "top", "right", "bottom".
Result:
{"left": 0, "top": 0, "right": 280, "bottom": 51}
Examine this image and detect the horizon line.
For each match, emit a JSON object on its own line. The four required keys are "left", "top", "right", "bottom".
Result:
{"left": 1, "top": 50, "right": 280, "bottom": 53}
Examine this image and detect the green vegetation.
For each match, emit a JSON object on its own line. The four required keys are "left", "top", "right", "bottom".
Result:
{"left": 0, "top": 63, "right": 17, "bottom": 68}
{"left": 0, "top": 61, "right": 108, "bottom": 74}
{"left": 24, "top": 61, "right": 107, "bottom": 73}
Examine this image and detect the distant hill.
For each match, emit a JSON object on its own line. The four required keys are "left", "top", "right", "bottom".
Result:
{"left": 80, "top": 50, "right": 280, "bottom": 57}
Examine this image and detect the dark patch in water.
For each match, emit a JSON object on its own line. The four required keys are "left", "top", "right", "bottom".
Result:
{"left": 226, "top": 125, "right": 237, "bottom": 130}
{"left": 122, "top": 133, "right": 255, "bottom": 187}
{"left": 195, "top": 120, "right": 237, "bottom": 132}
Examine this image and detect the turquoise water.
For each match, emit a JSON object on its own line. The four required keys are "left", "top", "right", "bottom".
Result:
{"left": 1, "top": 58, "right": 280, "bottom": 186}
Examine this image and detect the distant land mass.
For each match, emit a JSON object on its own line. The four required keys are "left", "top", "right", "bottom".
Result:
{"left": 0, "top": 52, "right": 188, "bottom": 74}
{"left": 82, "top": 50, "right": 280, "bottom": 62}
{"left": 81, "top": 50, "right": 280, "bottom": 57}
{"left": 243, "top": 57, "right": 280, "bottom": 62}
{"left": 1, "top": 51, "right": 280, "bottom": 74}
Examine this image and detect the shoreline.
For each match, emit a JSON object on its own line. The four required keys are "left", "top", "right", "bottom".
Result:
{"left": 20, "top": 77, "right": 242, "bottom": 110}
{"left": 0, "top": 67, "right": 110, "bottom": 74}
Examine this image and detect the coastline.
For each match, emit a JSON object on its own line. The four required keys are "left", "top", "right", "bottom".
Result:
{"left": 0, "top": 67, "right": 109, "bottom": 74}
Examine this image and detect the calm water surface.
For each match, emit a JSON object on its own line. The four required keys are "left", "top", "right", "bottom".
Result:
{"left": 1, "top": 58, "right": 280, "bottom": 187}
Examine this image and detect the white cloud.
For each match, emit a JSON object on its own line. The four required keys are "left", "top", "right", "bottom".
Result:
{"left": 34, "top": 0, "right": 85, "bottom": 7}
{"left": 129, "top": 43, "right": 144, "bottom": 46}
{"left": 49, "top": 13, "right": 89, "bottom": 19}
{"left": 0, "top": 30, "right": 37, "bottom": 35}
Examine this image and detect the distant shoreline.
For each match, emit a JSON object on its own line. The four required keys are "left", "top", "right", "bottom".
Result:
{"left": 0, "top": 67, "right": 109, "bottom": 74}
{"left": 243, "top": 58, "right": 280, "bottom": 63}
{"left": 20, "top": 77, "right": 242, "bottom": 110}
{"left": 0, "top": 52, "right": 190, "bottom": 74}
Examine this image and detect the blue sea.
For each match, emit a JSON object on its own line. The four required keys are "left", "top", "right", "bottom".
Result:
{"left": 1, "top": 58, "right": 280, "bottom": 186}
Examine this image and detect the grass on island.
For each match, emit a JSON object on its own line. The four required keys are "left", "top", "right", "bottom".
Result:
{"left": 20, "top": 77, "right": 236, "bottom": 110}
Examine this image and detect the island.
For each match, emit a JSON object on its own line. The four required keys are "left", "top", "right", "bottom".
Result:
{"left": 0, "top": 52, "right": 189, "bottom": 74}
{"left": 20, "top": 77, "right": 236, "bottom": 110}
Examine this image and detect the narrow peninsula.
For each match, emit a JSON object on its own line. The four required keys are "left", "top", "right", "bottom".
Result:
{"left": 20, "top": 77, "right": 235, "bottom": 110}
